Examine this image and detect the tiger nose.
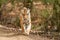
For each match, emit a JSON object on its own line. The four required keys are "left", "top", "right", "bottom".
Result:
{"left": 24, "top": 15, "right": 28, "bottom": 19}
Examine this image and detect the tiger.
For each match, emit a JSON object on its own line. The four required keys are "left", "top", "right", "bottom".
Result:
{"left": 20, "top": 7, "right": 31, "bottom": 35}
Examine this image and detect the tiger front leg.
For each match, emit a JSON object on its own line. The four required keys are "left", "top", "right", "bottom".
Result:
{"left": 19, "top": 14, "right": 25, "bottom": 32}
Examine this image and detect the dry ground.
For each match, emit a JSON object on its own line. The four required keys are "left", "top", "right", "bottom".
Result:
{"left": 0, "top": 26, "right": 54, "bottom": 40}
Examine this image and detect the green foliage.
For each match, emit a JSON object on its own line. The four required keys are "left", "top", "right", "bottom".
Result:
{"left": 15, "top": 17, "right": 20, "bottom": 26}
{"left": 32, "top": 0, "right": 60, "bottom": 32}
{"left": 10, "top": 0, "right": 15, "bottom": 5}
{"left": 52, "top": 0, "right": 60, "bottom": 32}
{"left": 0, "top": 0, "right": 8, "bottom": 7}
{"left": 41, "top": 9, "right": 50, "bottom": 19}
{"left": 41, "top": 0, "right": 55, "bottom": 4}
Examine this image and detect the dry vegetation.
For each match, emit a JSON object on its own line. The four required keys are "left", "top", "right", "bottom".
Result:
{"left": 0, "top": 0, "right": 60, "bottom": 40}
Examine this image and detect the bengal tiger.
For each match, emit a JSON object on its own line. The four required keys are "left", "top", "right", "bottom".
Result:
{"left": 20, "top": 7, "right": 31, "bottom": 35}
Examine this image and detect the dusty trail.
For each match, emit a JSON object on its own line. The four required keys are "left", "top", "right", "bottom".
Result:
{"left": 0, "top": 25, "right": 53, "bottom": 40}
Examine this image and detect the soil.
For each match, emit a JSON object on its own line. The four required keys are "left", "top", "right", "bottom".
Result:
{"left": 0, "top": 25, "right": 54, "bottom": 40}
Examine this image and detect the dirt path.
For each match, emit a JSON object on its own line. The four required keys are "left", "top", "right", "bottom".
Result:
{"left": 0, "top": 34, "right": 52, "bottom": 40}
{"left": 0, "top": 25, "right": 53, "bottom": 40}
{"left": 0, "top": 30, "right": 54, "bottom": 40}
